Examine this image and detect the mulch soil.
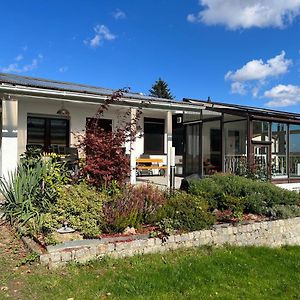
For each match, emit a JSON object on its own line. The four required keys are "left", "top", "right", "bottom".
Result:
{"left": 0, "top": 221, "right": 31, "bottom": 299}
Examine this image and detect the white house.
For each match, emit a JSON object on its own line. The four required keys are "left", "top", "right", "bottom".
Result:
{"left": 0, "top": 73, "right": 203, "bottom": 187}
{"left": 2, "top": 73, "right": 300, "bottom": 191}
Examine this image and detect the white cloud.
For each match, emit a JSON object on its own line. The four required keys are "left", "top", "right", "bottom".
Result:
{"left": 88, "top": 35, "right": 101, "bottom": 48}
{"left": 84, "top": 25, "right": 116, "bottom": 48}
{"left": 252, "top": 86, "right": 260, "bottom": 97}
{"left": 59, "top": 66, "right": 68, "bottom": 73}
{"left": 226, "top": 51, "right": 291, "bottom": 82}
{"left": 188, "top": 0, "right": 300, "bottom": 29}
{"left": 187, "top": 14, "right": 197, "bottom": 23}
{"left": 264, "top": 84, "right": 300, "bottom": 107}
{"left": 15, "top": 54, "right": 24, "bottom": 62}
{"left": 0, "top": 54, "right": 43, "bottom": 73}
{"left": 231, "top": 82, "right": 247, "bottom": 95}
{"left": 113, "top": 9, "right": 126, "bottom": 20}
{"left": 225, "top": 51, "right": 292, "bottom": 95}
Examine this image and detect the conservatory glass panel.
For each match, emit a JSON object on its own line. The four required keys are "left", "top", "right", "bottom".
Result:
{"left": 289, "top": 125, "right": 300, "bottom": 177}
{"left": 224, "top": 120, "right": 247, "bottom": 175}
{"left": 271, "top": 123, "right": 287, "bottom": 178}
{"left": 202, "top": 120, "right": 222, "bottom": 175}
{"left": 185, "top": 123, "right": 200, "bottom": 175}
{"left": 252, "top": 120, "right": 270, "bottom": 142}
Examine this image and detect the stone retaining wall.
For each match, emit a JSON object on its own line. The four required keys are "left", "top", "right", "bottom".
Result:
{"left": 40, "top": 217, "right": 300, "bottom": 268}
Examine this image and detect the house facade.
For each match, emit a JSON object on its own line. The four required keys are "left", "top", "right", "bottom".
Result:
{"left": 1, "top": 73, "right": 300, "bottom": 190}
{"left": 0, "top": 73, "right": 202, "bottom": 186}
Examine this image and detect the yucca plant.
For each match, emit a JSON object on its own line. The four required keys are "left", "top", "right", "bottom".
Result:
{"left": 0, "top": 162, "right": 53, "bottom": 229}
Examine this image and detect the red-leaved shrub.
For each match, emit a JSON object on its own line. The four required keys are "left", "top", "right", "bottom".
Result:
{"left": 103, "top": 184, "right": 167, "bottom": 232}
{"left": 75, "top": 89, "right": 142, "bottom": 187}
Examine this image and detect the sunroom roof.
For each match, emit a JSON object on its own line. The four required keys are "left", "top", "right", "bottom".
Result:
{"left": 184, "top": 98, "right": 300, "bottom": 121}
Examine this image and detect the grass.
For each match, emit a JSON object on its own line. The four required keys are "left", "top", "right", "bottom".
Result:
{"left": 1, "top": 224, "right": 300, "bottom": 300}
{"left": 19, "top": 246, "right": 300, "bottom": 299}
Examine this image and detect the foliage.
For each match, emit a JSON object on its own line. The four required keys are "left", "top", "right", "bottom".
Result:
{"left": 0, "top": 163, "right": 53, "bottom": 229}
{"left": 0, "top": 152, "right": 71, "bottom": 232}
{"left": 265, "top": 205, "right": 300, "bottom": 219}
{"left": 188, "top": 173, "right": 299, "bottom": 217}
{"left": 75, "top": 89, "right": 142, "bottom": 188}
{"left": 40, "top": 182, "right": 105, "bottom": 239}
{"left": 157, "top": 218, "right": 180, "bottom": 235}
{"left": 235, "top": 158, "right": 269, "bottom": 181}
{"left": 134, "top": 184, "right": 167, "bottom": 224}
{"left": 17, "top": 251, "right": 39, "bottom": 266}
{"left": 149, "top": 78, "right": 174, "bottom": 99}
{"left": 218, "top": 194, "right": 245, "bottom": 219}
{"left": 20, "top": 147, "right": 43, "bottom": 169}
{"left": 101, "top": 179, "right": 122, "bottom": 197}
{"left": 103, "top": 184, "right": 167, "bottom": 232}
{"left": 21, "top": 149, "right": 71, "bottom": 195}
{"left": 156, "top": 191, "right": 215, "bottom": 232}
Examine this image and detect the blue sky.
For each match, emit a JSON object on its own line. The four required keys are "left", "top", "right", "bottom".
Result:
{"left": 1, "top": 0, "right": 300, "bottom": 111}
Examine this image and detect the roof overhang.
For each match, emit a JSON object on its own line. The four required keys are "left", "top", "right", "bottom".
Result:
{"left": 0, "top": 83, "right": 204, "bottom": 113}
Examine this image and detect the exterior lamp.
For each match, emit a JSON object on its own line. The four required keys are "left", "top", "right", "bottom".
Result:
{"left": 57, "top": 102, "right": 70, "bottom": 117}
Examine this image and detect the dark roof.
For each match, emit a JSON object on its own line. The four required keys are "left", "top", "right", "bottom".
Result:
{"left": 0, "top": 73, "right": 173, "bottom": 103}
{"left": 184, "top": 98, "right": 300, "bottom": 120}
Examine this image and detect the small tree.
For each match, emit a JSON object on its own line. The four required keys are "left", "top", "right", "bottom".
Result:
{"left": 75, "top": 89, "right": 142, "bottom": 188}
{"left": 149, "top": 78, "right": 174, "bottom": 99}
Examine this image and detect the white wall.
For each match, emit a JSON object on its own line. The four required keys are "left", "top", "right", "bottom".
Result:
{"left": 17, "top": 97, "right": 169, "bottom": 166}
{"left": 18, "top": 97, "right": 125, "bottom": 157}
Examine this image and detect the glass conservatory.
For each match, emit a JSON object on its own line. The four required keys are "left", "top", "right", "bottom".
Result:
{"left": 182, "top": 99, "right": 300, "bottom": 183}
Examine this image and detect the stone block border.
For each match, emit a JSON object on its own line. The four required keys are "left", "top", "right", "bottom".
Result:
{"left": 40, "top": 217, "right": 300, "bottom": 268}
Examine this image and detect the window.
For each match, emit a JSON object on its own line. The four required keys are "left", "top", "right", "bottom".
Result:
{"left": 289, "top": 125, "right": 300, "bottom": 177}
{"left": 202, "top": 120, "right": 222, "bottom": 175}
{"left": 144, "top": 118, "right": 165, "bottom": 154}
{"left": 224, "top": 120, "right": 247, "bottom": 174}
{"left": 185, "top": 123, "right": 200, "bottom": 175}
{"left": 252, "top": 121, "right": 270, "bottom": 142}
{"left": 172, "top": 115, "right": 183, "bottom": 156}
{"left": 271, "top": 123, "right": 287, "bottom": 178}
{"left": 86, "top": 118, "right": 112, "bottom": 133}
{"left": 27, "top": 116, "right": 69, "bottom": 151}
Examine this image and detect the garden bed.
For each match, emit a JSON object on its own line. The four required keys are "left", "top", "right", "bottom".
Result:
{"left": 40, "top": 216, "right": 300, "bottom": 268}
{"left": 2, "top": 150, "right": 300, "bottom": 252}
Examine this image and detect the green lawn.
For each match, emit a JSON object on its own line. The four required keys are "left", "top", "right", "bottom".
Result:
{"left": 11, "top": 246, "right": 299, "bottom": 299}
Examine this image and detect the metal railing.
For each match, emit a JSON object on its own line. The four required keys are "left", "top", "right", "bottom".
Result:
{"left": 224, "top": 155, "right": 247, "bottom": 174}
{"left": 271, "top": 154, "right": 287, "bottom": 177}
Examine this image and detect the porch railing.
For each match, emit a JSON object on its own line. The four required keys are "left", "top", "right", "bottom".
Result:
{"left": 289, "top": 155, "right": 300, "bottom": 177}
{"left": 271, "top": 154, "right": 287, "bottom": 177}
{"left": 224, "top": 155, "right": 247, "bottom": 174}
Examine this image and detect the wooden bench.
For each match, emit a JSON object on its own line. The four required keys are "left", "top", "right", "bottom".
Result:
{"left": 136, "top": 158, "right": 167, "bottom": 176}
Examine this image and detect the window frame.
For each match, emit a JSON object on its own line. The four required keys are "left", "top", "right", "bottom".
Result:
{"left": 27, "top": 114, "right": 70, "bottom": 152}
{"left": 143, "top": 117, "right": 165, "bottom": 155}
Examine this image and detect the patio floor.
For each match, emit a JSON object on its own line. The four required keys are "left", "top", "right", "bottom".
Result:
{"left": 136, "top": 175, "right": 183, "bottom": 189}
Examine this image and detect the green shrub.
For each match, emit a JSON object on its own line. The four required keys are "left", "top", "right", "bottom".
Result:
{"left": 156, "top": 218, "right": 180, "bottom": 235}
{"left": 156, "top": 192, "right": 215, "bottom": 232}
{"left": 41, "top": 182, "right": 105, "bottom": 238}
{"left": 265, "top": 205, "right": 300, "bottom": 219}
{"left": 218, "top": 194, "right": 245, "bottom": 218}
{"left": 0, "top": 163, "right": 56, "bottom": 230}
{"left": 0, "top": 153, "right": 71, "bottom": 233}
{"left": 189, "top": 173, "right": 299, "bottom": 216}
{"left": 103, "top": 184, "right": 167, "bottom": 233}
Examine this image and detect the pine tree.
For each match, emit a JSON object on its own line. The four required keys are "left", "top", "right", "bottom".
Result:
{"left": 149, "top": 78, "right": 174, "bottom": 99}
